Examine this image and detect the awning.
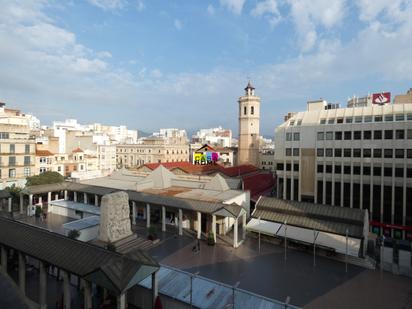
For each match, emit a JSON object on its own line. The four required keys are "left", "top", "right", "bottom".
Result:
{"left": 246, "top": 218, "right": 281, "bottom": 236}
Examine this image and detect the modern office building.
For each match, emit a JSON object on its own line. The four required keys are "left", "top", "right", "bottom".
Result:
{"left": 274, "top": 90, "right": 412, "bottom": 239}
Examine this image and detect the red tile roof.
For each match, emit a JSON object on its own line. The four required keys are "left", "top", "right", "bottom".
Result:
{"left": 242, "top": 173, "right": 276, "bottom": 200}
{"left": 36, "top": 149, "right": 54, "bottom": 156}
{"left": 72, "top": 147, "right": 84, "bottom": 153}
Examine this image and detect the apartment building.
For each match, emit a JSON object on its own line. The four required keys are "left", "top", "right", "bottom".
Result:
{"left": 0, "top": 103, "right": 36, "bottom": 189}
{"left": 274, "top": 90, "right": 412, "bottom": 240}
{"left": 117, "top": 136, "right": 189, "bottom": 168}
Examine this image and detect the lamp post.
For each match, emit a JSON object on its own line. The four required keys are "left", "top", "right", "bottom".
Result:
{"left": 190, "top": 271, "right": 199, "bottom": 308}
{"left": 284, "top": 220, "right": 287, "bottom": 261}
{"left": 313, "top": 229, "right": 317, "bottom": 267}
{"left": 345, "top": 228, "right": 348, "bottom": 273}
{"left": 258, "top": 216, "right": 261, "bottom": 253}
{"left": 284, "top": 296, "right": 291, "bottom": 309}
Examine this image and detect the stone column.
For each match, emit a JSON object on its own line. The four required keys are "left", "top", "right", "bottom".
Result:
{"left": 152, "top": 272, "right": 158, "bottom": 308}
{"left": 178, "top": 209, "right": 183, "bottom": 236}
{"left": 39, "top": 261, "right": 47, "bottom": 309}
{"left": 233, "top": 218, "right": 238, "bottom": 248}
{"left": 29, "top": 194, "right": 33, "bottom": 206}
{"left": 74, "top": 192, "right": 77, "bottom": 202}
{"left": 146, "top": 203, "right": 151, "bottom": 228}
{"left": 95, "top": 195, "right": 99, "bottom": 206}
{"left": 18, "top": 252, "right": 26, "bottom": 295}
{"left": 19, "top": 193, "right": 24, "bottom": 214}
{"left": 62, "top": 270, "right": 71, "bottom": 309}
{"left": 64, "top": 190, "right": 68, "bottom": 200}
{"left": 197, "top": 212, "right": 201, "bottom": 239}
{"left": 82, "top": 279, "right": 92, "bottom": 309}
{"left": 242, "top": 213, "right": 247, "bottom": 240}
{"left": 117, "top": 292, "right": 126, "bottom": 309}
{"left": 162, "top": 206, "right": 166, "bottom": 232}
{"left": 83, "top": 193, "right": 88, "bottom": 204}
{"left": 1, "top": 246, "right": 7, "bottom": 274}
{"left": 55, "top": 193, "right": 59, "bottom": 200}
{"left": 38, "top": 196, "right": 43, "bottom": 205}
{"left": 212, "top": 215, "right": 217, "bottom": 243}
{"left": 47, "top": 192, "right": 52, "bottom": 204}
{"left": 132, "top": 201, "right": 136, "bottom": 225}
{"left": 7, "top": 197, "right": 12, "bottom": 212}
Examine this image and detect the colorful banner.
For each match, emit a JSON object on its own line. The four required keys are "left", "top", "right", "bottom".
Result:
{"left": 372, "top": 92, "right": 391, "bottom": 105}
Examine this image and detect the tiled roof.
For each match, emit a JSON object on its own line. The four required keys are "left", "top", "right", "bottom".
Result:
{"left": 36, "top": 149, "right": 54, "bottom": 156}
{"left": 72, "top": 147, "right": 84, "bottom": 153}
{"left": 242, "top": 173, "right": 275, "bottom": 200}
{"left": 253, "top": 197, "right": 367, "bottom": 238}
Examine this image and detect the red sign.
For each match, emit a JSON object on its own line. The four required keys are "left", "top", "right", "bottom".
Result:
{"left": 372, "top": 92, "right": 391, "bottom": 105}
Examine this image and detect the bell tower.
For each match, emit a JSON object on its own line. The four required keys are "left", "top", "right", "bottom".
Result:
{"left": 238, "top": 81, "right": 260, "bottom": 166}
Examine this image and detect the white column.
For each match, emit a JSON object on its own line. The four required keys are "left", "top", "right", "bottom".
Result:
{"left": 197, "top": 212, "right": 201, "bottom": 239}
{"left": 29, "top": 194, "right": 33, "bottom": 206}
{"left": 242, "top": 213, "right": 247, "bottom": 239}
{"left": 117, "top": 292, "right": 126, "bottom": 309}
{"left": 291, "top": 161, "right": 294, "bottom": 201}
{"left": 178, "top": 209, "right": 183, "bottom": 236}
{"left": 1, "top": 246, "right": 7, "bottom": 274}
{"left": 146, "top": 203, "right": 151, "bottom": 228}
{"left": 7, "top": 197, "right": 12, "bottom": 212}
{"left": 64, "top": 190, "right": 68, "bottom": 200}
{"left": 73, "top": 192, "right": 77, "bottom": 202}
{"left": 19, "top": 193, "right": 24, "bottom": 214}
{"left": 132, "top": 201, "right": 136, "bottom": 225}
{"left": 152, "top": 272, "right": 158, "bottom": 308}
{"left": 95, "top": 195, "right": 99, "bottom": 206}
{"left": 162, "top": 206, "right": 166, "bottom": 232}
{"left": 212, "top": 215, "right": 217, "bottom": 243}
{"left": 233, "top": 218, "right": 238, "bottom": 248}
{"left": 39, "top": 261, "right": 47, "bottom": 309}
{"left": 82, "top": 279, "right": 92, "bottom": 309}
{"left": 38, "top": 196, "right": 42, "bottom": 205}
{"left": 47, "top": 192, "right": 52, "bottom": 204}
{"left": 83, "top": 193, "right": 88, "bottom": 204}
{"left": 18, "top": 252, "right": 25, "bottom": 295}
{"left": 55, "top": 193, "right": 59, "bottom": 200}
{"left": 62, "top": 270, "right": 71, "bottom": 309}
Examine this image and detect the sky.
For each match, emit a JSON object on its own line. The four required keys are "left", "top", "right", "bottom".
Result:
{"left": 1, "top": 0, "right": 412, "bottom": 136}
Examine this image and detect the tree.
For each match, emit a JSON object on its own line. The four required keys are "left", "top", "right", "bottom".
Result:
{"left": 68, "top": 229, "right": 80, "bottom": 239}
{"left": 5, "top": 184, "right": 22, "bottom": 199}
{"left": 26, "top": 171, "right": 64, "bottom": 187}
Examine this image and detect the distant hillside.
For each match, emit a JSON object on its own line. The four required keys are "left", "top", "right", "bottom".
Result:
{"left": 137, "top": 130, "right": 151, "bottom": 138}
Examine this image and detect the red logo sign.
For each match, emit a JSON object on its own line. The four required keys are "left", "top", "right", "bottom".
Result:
{"left": 372, "top": 92, "right": 391, "bottom": 105}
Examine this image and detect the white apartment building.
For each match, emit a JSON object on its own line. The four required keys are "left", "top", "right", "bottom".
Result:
{"left": 192, "top": 127, "right": 232, "bottom": 148}
{"left": 274, "top": 91, "right": 412, "bottom": 240}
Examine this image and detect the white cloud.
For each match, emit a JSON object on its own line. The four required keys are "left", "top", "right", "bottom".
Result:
{"left": 207, "top": 4, "right": 215, "bottom": 15}
{"left": 87, "top": 0, "right": 125, "bottom": 11}
{"left": 136, "top": 0, "right": 145, "bottom": 12}
{"left": 97, "top": 51, "right": 112, "bottom": 58}
{"left": 219, "top": 0, "right": 246, "bottom": 15}
{"left": 150, "top": 69, "right": 163, "bottom": 78}
{"left": 251, "top": 0, "right": 281, "bottom": 27}
{"left": 174, "top": 19, "right": 183, "bottom": 30}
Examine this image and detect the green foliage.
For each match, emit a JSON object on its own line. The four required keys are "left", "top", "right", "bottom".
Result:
{"left": 68, "top": 229, "right": 81, "bottom": 239}
{"left": 207, "top": 231, "right": 215, "bottom": 246}
{"left": 5, "top": 184, "right": 22, "bottom": 199}
{"left": 107, "top": 242, "right": 116, "bottom": 252}
{"left": 35, "top": 206, "right": 42, "bottom": 217}
{"left": 26, "top": 171, "right": 64, "bottom": 187}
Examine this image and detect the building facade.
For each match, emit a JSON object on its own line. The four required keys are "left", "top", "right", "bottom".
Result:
{"left": 274, "top": 91, "right": 412, "bottom": 239}
{"left": 238, "top": 82, "right": 260, "bottom": 166}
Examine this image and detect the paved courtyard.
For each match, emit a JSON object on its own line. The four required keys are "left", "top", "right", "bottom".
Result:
{"left": 146, "top": 224, "right": 412, "bottom": 309}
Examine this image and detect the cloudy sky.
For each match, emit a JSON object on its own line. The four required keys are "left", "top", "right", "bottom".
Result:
{"left": 1, "top": 0, "right": 412, "bottom": 136}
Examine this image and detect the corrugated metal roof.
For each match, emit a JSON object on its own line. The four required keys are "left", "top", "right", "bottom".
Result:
{"left": 253, "top": 197, "right": 366, "bottom": 238}
{"left": 0, "top": 217, "right": 159, "bottom": 293}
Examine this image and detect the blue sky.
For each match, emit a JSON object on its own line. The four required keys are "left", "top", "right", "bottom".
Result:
{"left": 1, "top": 0, "right": 412, "bottom": 136}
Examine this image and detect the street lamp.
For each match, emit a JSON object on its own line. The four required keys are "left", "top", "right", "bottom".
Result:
{"left": 190, "top": 271, "right": 200, "bottom": 308}
{"left": 258, "top": 216, "right": 261, "bottom": 253}
{"left": 345, "top": 228, "right": 348, "bottom": 273}
{"left": 284, "top": 220, "right": 287, "bottom": 261}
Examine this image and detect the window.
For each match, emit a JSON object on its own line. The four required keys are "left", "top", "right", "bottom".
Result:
{"left": 374, "top": 115, "right": 383, "bottom": 122}
{"left": 344, "top": 131, "right": 352, "bottom": 140}
{"left": 408, "top": 168, "right": 412, "bottom": 178}
{"left": 297, "top": 120, "right": 302, "bottom": 126}
{"left": 335, "top": 131, "right": 342, "bottom": 140}
{"left": 384, "top": 130, "right": 393, "bottom": 139}
{"left": 24, "top": 167, "right": 30, "bottom": 177}
{"left": 24, "top": 156, "right": 30, "bottom": 165}
{"left": 355, "top": 116, "right": 363, "bottom": 123}
{"left": 384, "top": 167, "right": 392, "bottom": 177}
{"left": 317, "top": 132, "right": 324, "bottom": 140}
{"left": 353, "top": 149, "right": 361, "bottom": 157}
{"left": 320, "top": 119, "right": 326, "bottom": 124}
{"left": 326, "top": 165, "right": 332, "bottom": 173}
{"left": 354, "top": 131, "right": 361, "bottom": 140}
{"left": 334, "top": 165, "right": 341, "bottom": 174}
{"left": 326, "top": 148, "right": 333, "bottom": 157}
{"left": 251, "top": 106, "right": 254, "bottom": 115}
{"left": 374, "top": 167, "right": 381, "bottom": 176}
{"left": 408, "top": 149, "right": 412, "bottom": 158}
{"left": 395, "top": 168, "right": 403, "bottom": 178}
{"left": 9, "top": 169, "right": 16, "bottom": 178}
{"left": 344, "top": 165, "right": 351, "bottom": 174}
{"left": 293, "top": 132, "right": 300, "bottom": 141}
{"left": 244, "top": 106, "right": 247, "bottom": 115}
{"left": 384, "top": 149, "right": 393, "bottom": 158}
{"left": 290, "top": 120, "right": 295, "bottom": 126}
{"left": 385, "top": 114, "right": 393, "bottom": 121}
{"left": 317, "top": 164, "right": 324, "bottom": 173}
{"left": 286, "top": 164, "right": 291, "bottom": 171}
{"left": 286, "top": 133, "right": 292, "bottom": 141}
{"left": 395, "top": 114, "right": 405, "bottom": 121}
{"left": 363, "top": 149, "right": 371, "bottom": 158}
{"left": 374, "top": 130, "right": 382, "bottom": 139}
{"left": 276, "top": 163, "right": 284, "bottom": 170}
{"left": 395, "top": 129, "right": 405, "bottom": 139}
{"left": 294, "top": 164, "right": 299, "bottom": 171}
{"left": 407, "top": 113, "right": 412, "bottom": 120}
{"left": 326, "top": 131, "right": 333, "bottom": 140}
{"left": 364, "top": 116, "right": 372, "bottom": 123}
{"left": 363, "top": 131, "right": 372, "bottom": 139}
{"left": 345, "top": 117, "right": 353, "bottom": 123}
{"left": 408, "top": 129, "right": 412, "bottom": 139}
{"left": 317, "top": 148, "right": 324, "bottom": 157}
{"left": 353, "top": 166, "right": 361, "bottom": 175}
{"left": 328, "top": 118, "right": 335, "bottom": 124}
{"left": 285, "top": 148, "right": 292, "bottom": 156}
{"left": 344, "top": 148, "right": 351, "bottom": 157}
{"left": 9, "top": 156, "right": 16, "bottom": 166}
{"left": 25, "top": 144, "right": 30, "bottom": 154}
{"left": 373, "top": 149, "right": 382, "bottom": 158}
{"left": 337, "top": 118, "right": 343, "bottom": 123}
{"left": 363, "top": 166, "right": 371, "bottom": 175}
{"left": 9, "top": 144, "right": 15, "bottom": 154}
{"left": 293, "top": 148, "right": 300, "bottom": 156}
{"left": 0, "top": 132, "right": 9, "bottom": 139}
{"left": 395, "top": 149, "right": 404, "bottom": 158}
{"left": 334, "top": 148, "right": 342, "bottom": 157}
